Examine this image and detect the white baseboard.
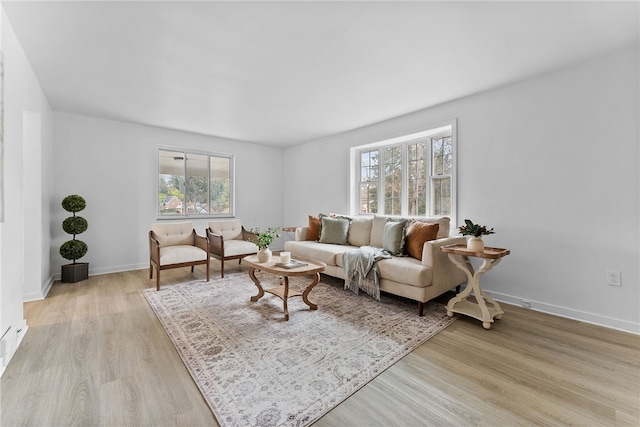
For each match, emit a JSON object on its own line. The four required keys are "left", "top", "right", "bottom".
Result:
{"left": 86, "top": 262, "right": 149, "bottom": 276}
{"left": 31, "top": 267, "right": 640, "bottom": 335}
{"left": 460, "top": 285, "right": 640, "bottom": 335}
{"left": 23, "top": 276, "right": 54, "bottom": 302}
{"left": 51, "top": 262, "right": 149, "bottom": 282}
{"left": 28, "top": 264, "right": 147, "bottom": 303}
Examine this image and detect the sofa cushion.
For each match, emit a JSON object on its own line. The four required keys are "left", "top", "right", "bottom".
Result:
{"left": 414, "top": 216, "right": 450, "bottom": 239}
{"left": 319, "top": 216, "right": 351, "bottom": 245}
{"left": 383, "top": 219, "right": 410, "bottom": 256}
{"left": 371, "top": 215, "right": 451, "bottom": 246}
{"left": 376, "top": 257, "right": 433, "bottom": 288}
{"left": 347, "top": 216, "right": 373, "bottom": 247}
{"left": 405, "top": 221, "right": 439, "bottom": 260}
{"left": 306, "top": 215, "right": 321, "bottom": 241}
{"left": 317, "top": 213, "right": 330, "bottom": 238}
{"left": 336, "top": 255, "right": 434, "bottom": 288}
{"left": 370, "top": 215, "right": 389, "bottom": 248}
{"left": 284, "top": 241, "right": 355, "bottom": 266}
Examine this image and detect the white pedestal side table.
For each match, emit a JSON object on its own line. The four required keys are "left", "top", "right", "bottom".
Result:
{"left": 441, "top": 244, "right": 510, "bottom": 330}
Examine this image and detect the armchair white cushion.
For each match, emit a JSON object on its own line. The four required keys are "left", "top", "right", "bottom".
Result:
{"left": 207, "top": 219, "right": 259, "bottom": 277}
{"left": 149, "top": 222, "right": 209, "bottom": 290}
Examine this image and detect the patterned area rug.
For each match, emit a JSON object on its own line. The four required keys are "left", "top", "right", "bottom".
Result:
{"left": 143, "top": 272, "right": 456, "bottom": 427}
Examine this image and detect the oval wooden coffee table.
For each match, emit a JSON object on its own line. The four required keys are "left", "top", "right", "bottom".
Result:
{"left": 243, "top": 255, "right": 326, "bottom": 321}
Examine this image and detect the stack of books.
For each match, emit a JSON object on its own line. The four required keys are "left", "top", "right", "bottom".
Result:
{"left": 275, "top": 260, "right": 308, "bottom": 269}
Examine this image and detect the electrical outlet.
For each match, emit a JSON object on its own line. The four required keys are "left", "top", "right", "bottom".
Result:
{"left": 607, "top": 270, "right": 621, "bottom": 286}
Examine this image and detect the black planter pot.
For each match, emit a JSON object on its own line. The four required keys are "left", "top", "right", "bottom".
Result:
{"left": 61, "top": 262, "right": 89, "bottom": 283}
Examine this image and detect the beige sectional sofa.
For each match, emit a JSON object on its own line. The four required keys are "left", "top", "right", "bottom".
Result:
{"left": 284, "top": 214, "right": 467, "bottom": 315}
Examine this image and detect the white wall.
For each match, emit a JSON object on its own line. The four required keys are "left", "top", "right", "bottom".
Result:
{"left": 52, "top": 113, "right": 285, "bottom": 277}
{"left": 0, "top": 9, "right": 53, "bottom": 372}
{"left": 3, "top": 8, "right": 636, "bottom": 346}
{"left": 23, "top": 110, "right": 53, "bottom": 302}
{"left": 284, "top": 45, "right": 640, "bottom": 333}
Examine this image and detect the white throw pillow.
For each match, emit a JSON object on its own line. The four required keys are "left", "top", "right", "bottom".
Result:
{"left": 347, "top": 216, "right": 373, "bottom": 247}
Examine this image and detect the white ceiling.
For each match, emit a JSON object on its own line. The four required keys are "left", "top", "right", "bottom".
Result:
{"left": 3, "top": 1, "right": 638, "bottom": 147}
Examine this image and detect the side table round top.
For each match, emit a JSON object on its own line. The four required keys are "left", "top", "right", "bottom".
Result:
{"left": 441, "top": 244, "right": 510, "bottom": 259}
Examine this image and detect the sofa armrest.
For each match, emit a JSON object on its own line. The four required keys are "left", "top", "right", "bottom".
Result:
{"left": 422, "top": 236, "right": 467, "bottom": 289}
{"left": 294, "top": 227, "right": 308, "bottom": 241}
{"left": 242, "top": 226, "right": 258, "bottom": 242}
{"left": 149, "top": 231, "right": 161, "bottom": 265}
{"left": 194, "top": 230, "right": 208, "bottom": 252}
{"left": 206, "top": 228, "right": 224, "bottom": 256}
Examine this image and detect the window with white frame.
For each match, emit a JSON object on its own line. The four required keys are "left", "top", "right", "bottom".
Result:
{"left": 352, "top": 121, "right": 456, "bottom": 224}
{"left": 158, "top": 148, "right": 234, "bottom": 218}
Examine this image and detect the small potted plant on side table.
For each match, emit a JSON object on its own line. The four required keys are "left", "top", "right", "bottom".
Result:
{"left": 250, "top": 227, "right": 281, "bottom": 263}
{"left": 458, "top": 219, "right": 494, "bottom": 252}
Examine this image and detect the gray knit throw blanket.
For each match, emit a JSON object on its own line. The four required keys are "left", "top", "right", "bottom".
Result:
{"left": 342, "top": 246, "right": 391, "bottom": 300}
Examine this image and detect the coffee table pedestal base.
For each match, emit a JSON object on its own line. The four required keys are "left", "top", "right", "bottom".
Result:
{"left": 249, "top": 270, "right": 319, "bottom": 321}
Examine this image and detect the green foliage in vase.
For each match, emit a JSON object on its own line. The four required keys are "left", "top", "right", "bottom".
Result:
{"left": 250, "top": 227, "right": 281, "bottom": 249}
{"left": 458, "top": 219, "right": 495, "bottom": 237}
{"left": 60, "top": 194, "right": 88, "bottom": 263}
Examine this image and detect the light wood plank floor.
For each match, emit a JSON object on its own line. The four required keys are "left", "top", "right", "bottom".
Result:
{"left": 1, "top": 263, "right": 638, "bottom": 426}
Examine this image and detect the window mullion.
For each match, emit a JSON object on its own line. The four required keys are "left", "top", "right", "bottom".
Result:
{"left": 182, "top": 151, "right": 187, "bottom": 217}
{"left": 207, "top": 155, "right": 211, "bottom": 216}
{"left": 377, "top": 149, "right": 384, "bottom": 214}
{"left": 401, "top": 143, "right": 408, "bottom": 216}
{"left": 427, "top": 139, "right": 433, "bottom": 217}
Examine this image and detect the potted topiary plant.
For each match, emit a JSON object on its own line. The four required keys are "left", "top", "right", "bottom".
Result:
{"left": 458, "top": 219, "right": 495, "bottom": 252}
{"left": 250, "top": 227, "right": 281, "bottom": 263}
{"left": 60, "top": 194, "right": 89, "bottom": 283}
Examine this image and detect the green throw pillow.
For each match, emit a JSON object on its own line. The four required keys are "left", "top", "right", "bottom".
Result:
{"left": 383, "top": 219, "right": 410, "bottom": 256}
{"left": 319, "top": 216, "right": 351, "bottom": 245}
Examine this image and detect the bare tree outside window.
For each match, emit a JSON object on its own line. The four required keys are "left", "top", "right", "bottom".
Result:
{"left": 408, "top": 141, "right": 428, "bottom": 216}
{"left": 354, "top": 122, "right": 456, "bottom": 222}
{"left": 431, "top": 136, "right": 452, "bottom": 216}
{"left": 383, "top": 146, "right": 402, "bottom": 215}
{"left": 359, "top": 150, "right": 378, "bottom": 214}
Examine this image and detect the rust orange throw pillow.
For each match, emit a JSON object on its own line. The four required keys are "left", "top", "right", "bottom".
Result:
{"left": 306, "top": 215, "right": 321, "bottom": 241}
{"left": 405, "top": 222, "right": 439, "bottom": 260}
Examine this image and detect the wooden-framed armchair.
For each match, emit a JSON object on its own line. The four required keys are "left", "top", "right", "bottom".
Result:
{"left": 149, "top": 221, "right": 210, "bottom": 291}
{"left": 206, "top": 219, "right": 259, "bottom": 277}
